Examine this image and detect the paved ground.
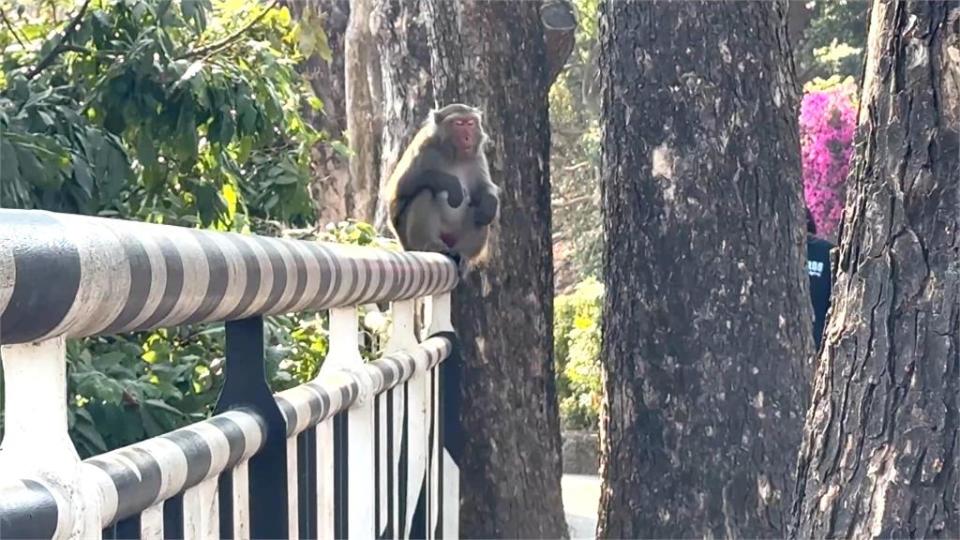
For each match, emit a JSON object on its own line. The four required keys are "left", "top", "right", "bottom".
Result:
{"left": 562, "top": 474, "right": 600, "bottom": 539}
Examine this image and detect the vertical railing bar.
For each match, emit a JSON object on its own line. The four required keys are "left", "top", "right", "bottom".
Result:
{"left": 217, "top": 468, "right": 235, "bottom": 539}
{"left": 140, "top": 503, "right": 164, "bottom": 539}
{"left": 182, "top": 477, "right": 220, "bottom": 540}
{"left": 398, "top": 384, "right": 410, "bottom": 540}
{"left": 163, "top": 493, "right": 185, "bottom": 539}
{"left": 316, "top": 419, "right": 336, "bottom": 540}
{"left": 427, "top": 292, "right": 459, "bottom": 539}
{"left": 297, "top": 427, "right": 318, "bottom": 539}
{"left": 215, "top": 316, "right": 289, "bottom": 539}
{"left": 386, "top": 388, "right": 397, "bottom": 539}
{"left": 375, "top": 393, "right": 383, "bottom": 535}
{"left": 231, "top": 460, "right": 251, "bottom": 540}
{"left": 0, "top": 338, "right": 97, "bottom": 538}
{"left": 285, "top": 437, "right": 300, "bottom": 540}
{"left": 333, "top": 412, "right": 349, "bottom": 539}
{"left": 437, "top": 363, "right": 445, "bottom": 540}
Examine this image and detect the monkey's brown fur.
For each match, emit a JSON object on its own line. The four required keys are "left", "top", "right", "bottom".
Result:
{"left": 384, "top": 103, "right": 500, "bottom": 275}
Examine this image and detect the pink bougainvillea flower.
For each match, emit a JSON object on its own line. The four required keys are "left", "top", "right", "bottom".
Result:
{"left": 799, "top": 84, "right": 856, "bottom": 238}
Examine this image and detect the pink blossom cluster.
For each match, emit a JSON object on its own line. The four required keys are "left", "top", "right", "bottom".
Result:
{"left": 799, "top": 87, "right": 856, "bottom": 238}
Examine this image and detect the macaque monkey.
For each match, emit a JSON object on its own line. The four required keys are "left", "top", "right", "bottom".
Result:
{"left": 384, "top": 103, "right": 500, "bottom": 276}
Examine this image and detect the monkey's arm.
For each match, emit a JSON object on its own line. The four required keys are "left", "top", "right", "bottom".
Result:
{"left": 395, "top": 147, "right": 465, "bottom": 206}
{"left": 469, "top": 180, "right": 500, "bottom": 226}
{"left": 396, "top": 169, "right": 464, "bottom": 207}
{"left": 389, "top": 168, "right": 466, "bottom": 238}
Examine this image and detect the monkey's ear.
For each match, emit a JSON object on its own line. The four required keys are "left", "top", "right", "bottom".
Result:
{"left": 432, "top": 109, "right": 445, "bottom": 124}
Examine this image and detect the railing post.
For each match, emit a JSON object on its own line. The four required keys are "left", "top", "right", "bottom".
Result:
{"left": 0, "top": 338, "right": 100, "bottom": 539}
{"left": 323, "top": 307, "right": 376, "bottom": 539}
{"left": 427, "top": 293, "right": 460, "bottom": 540}
{"left": 383, "top": 300, "right": 420, "bottom": 539}
{"left": 215, "top": 316, "right": 289, "bottom": 539}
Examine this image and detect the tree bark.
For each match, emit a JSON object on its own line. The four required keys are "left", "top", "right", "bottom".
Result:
{"left": 344, "top": 0, "right": 384, "bottom": 224}
{"left": 790, "top": 2, "right": 960, "bottom": 538}
{"left": 596, "top": 1, "right": 813, "bottom": 538}
{"left": 287, "top": 0, "right": 351, "bottom": 226}
{"left": 450, "top": 2, "right": 569, "bottom": 536}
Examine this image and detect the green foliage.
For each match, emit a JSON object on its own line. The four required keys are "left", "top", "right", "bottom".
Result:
{"left": 549, "top": 0, "right": 602, "bottom": 289}
{"left": 554, "top": 277, "right": 603, "bottom": 431}
{"left": 317, "top": 219, "right": 400, "bottom": 250}
{"left": 0, "top": 0, "right": 369, "bottom": 457}
{"left": 794, "top": 0, "right": 869, "bottom": 84}
{"left": 0, "top": 0, "right": 318, "bottom": 229}
{"left": 66, "top": 329, "right": 226, "bottom": 456}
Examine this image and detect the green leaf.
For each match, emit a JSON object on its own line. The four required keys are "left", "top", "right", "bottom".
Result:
{"left": 0, "top": 139, "right": 20, "bottom": 183}
{"left": 330, "top": 140, "right": 351, "bottom": 157}
{"left": 173, "top": 60, "right": 205, "bottom": 91}
{"left": 137, "top": 130, "right": 158, "bottom": 168}
{"left": 272, "top": 175, "right": 298, "bottom": 185}
{"left": 144, "top": 399, "right": 186, "bottom": 417}
{"left": 73, "top": 416, "right": 108, "bottom": 453}
{"left": 181, "top": 0, "right": 196, "bottom": 21}
{"left": 73, "top": 158, "right": 94, "bottom": 197}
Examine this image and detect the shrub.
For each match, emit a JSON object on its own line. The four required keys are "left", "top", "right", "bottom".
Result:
{"left": 554, "top": 277, "right": 603, "bottom": 431}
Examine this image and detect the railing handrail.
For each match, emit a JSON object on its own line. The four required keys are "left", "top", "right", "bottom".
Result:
{"left": 0, "top": 209, "right": 462, "bottom": 539}
{"left": 0, "top": 209, "right": 458, "bottom": 345}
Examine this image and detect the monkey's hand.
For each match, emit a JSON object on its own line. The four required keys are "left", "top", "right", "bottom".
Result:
{"left": 422, "top": 170, "right": 465, "bottom": 208}
{"left": 472, "top": 191, "right": 499, "bottom": 226}
{"left": 397, "top": 168, "right": 465, "bottom": 208}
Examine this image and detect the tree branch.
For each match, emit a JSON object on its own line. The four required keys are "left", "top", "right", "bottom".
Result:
{"left": 26, "top": 0, "right": 93, "bottom": 80}
{"left": 551, "top": 194, "right": 595, "bottom": 208}
{"left": 176, "top": 0, "right": 280, "bottom": 61}
{"left": 0, "top": 8, "right": 26, "bottom": 49}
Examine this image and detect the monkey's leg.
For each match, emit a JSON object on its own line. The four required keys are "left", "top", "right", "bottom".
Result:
{"left": 401, "top": 192, "right": 448, "bottom": 252}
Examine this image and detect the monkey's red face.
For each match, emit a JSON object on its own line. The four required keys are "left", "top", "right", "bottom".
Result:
{"left": 447, "top": 115, "right": 481, "bottom": 157}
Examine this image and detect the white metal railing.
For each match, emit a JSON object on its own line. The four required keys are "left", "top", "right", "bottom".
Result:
{"left": 0, "top": 209, "right": 462, "bottom": 539}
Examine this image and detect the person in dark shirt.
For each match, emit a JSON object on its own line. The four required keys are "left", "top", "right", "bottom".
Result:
{"left": 806, "top": 208, "right": 834, "bottom": 350}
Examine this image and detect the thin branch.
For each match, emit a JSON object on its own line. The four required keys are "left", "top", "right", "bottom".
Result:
{"left": 0, "top": 8, "right": 26, "bottom": 49}
{"left": 551, "top": 194, "right": 596, "bottom": 208}
{"left": 26, "top": 0, "right": 93, "bottom": 80}
{"left": 563, "top": 161, "right": 592, "bottom": 172}
{"left": 60, "top": 44, "right": 92, "bottom": 54}
{"left": 176, "top": 0, "right": 280, "bottom": 61}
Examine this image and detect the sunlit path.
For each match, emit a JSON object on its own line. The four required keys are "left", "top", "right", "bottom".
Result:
{"left": 563, "top": 474, "right": 600, "bottom": 540}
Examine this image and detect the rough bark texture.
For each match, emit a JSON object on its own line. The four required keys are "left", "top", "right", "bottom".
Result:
{"left": 344, "top": 0, "right": 384, "bottom": 223}
{"left": 450, "top": 2, "right": 568, "bottom": 536}
{"left": 596, "top": 1, "right": 813, "bottom": 538}
{"left": 791, "top": 2, "right": 960, "bottom": 538}
{"left": 288, "top": 0, "right": 351, "bottom": 226}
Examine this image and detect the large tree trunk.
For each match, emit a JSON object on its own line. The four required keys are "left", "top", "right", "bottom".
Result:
{"left": 287, "top": 0, "right": 351, "bottom": 226}
{"left": 596, "top": 1, "right": 813, "bottom": 538}
{"left": 366, "top": 0, "right": 573, "bottom": 536}
{"left": 344, "top": 0, "right": 384, "bottom": 224}
{"left": 790, "top": 2, "right": 960, "bottom": 538}
{"left": 450, "top": 2, "right": 569, "bottom": 537}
